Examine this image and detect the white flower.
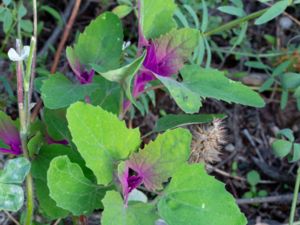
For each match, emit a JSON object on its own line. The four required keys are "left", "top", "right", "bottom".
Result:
{"left": 8, "top": 45, "right": 30, "bottom": 62}
{"left": 122, "top": 41, "right": 131, "bottom": 50}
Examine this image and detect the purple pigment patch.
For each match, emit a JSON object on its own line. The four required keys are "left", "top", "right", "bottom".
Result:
{"left": 0, "top": 118, "right": 22, "bottom": 155}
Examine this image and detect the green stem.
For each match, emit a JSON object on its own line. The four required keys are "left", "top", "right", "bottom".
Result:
{"left": 24, "top": 38, "right": 36, "bottom": 127}
{"left": 204, "top": 8, "right": 267, "bottom": 37}
{"left": 24, "top": 38, "right": 36, "bottom": 92}
{"left": 23, "top": 143, "right": 34, "bottom": 225}
{"left": 289, "top": 167, "right": 300, "bottom": 225}
{"left": 17, "top": 0, "right": 22, "bottom": 40}
{"left": 119, "top": 90, "right": 124, "bottom": 119}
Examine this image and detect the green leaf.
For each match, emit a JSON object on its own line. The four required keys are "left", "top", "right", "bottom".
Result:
{"left": 200, "top": 0, "right": 208, "bottom": 32}
{"left": 0, "top": 157, "right": 30, "bottom": 184}
{"left": 35, "top": 179, "right": 69, "bottom": 220}
{"left": 40, "top": 6, "right": 63, "bottom": 27}
{"left": 72, "top": 12, "right": 123, "bottom": 71}
{"left": 90, "top": 76, "right": 121, "bottom": 114}
{"left": 18, "top": 3, "right": 27, "bottom": 18}
{"left": 20, "top": 19, "right": 33, "bottom": 32}
{"left": 3, "top": 0, "right": 12, "bottom": 6}
{"left": 101, "top": 191, "right": 158, "bottom": 225}
{"left": 112, "top": 4, "right": 133, "bottom": 18}
{"left": 244, "top": 61, "right": 271, "bottom": 70}
{"left": 93, "top": 52, "right": 146, "bottom": 105}
{"left": 0, "top": 158, "right": 30, "bottom": 212}
{"left": 290, "top": 143, "right": 300, "bottom": 162}
{"left": 47, "top": 156, "right": 105, "bottom": 215}
{"left": 255, "top": 0, "right": 289, "bottom": 25}
{"left": 258, "top": 190, "right": 268, "bottom": 197}
{"left": 41, "top": 74, "right": 99, "bottom": 109}
{"left": 32, "top": 145, "right": 93, "bottom": 218}
{"left": 158, "top": 164, "right": 247, "bottom": 225}
{"left": 3, "top": 9, "right": 13, "bottom": 33}
{"left": 218, "top": 6, "right": 245, "bottom": 17}
{"left": 181, "top": 65, "right": 265, "bottom": 108}
{"left": 28, "top": 131, "right": 44, "bottom": 157}
{"left": 140, "top": 0, "right": 177, "bottom": 39}
{"left": 246, "top": 170, "right": 260, "bottom": 186}
{"left": 67, "top": 102, "right": 141, "bottom": 185}
{"left": 271, "top": 139, "right": 293, "bottom": 158}
{"left": 127, "top": 128, "right": 191, "bottom": 191}
{"left": 259, "top": 78, "right": 274, "bottom": 92}
{"left": 32, "top": 144, "right": 95, "bottom": 182}
{"left": 276, "top": 128, "right": 294, "bottom": 142}
{"left": 280, "top": 90, "right": 289, "bottom": 109}
{"left": 44, "top": 108, "right": 70, "bottom": 141}
{"left": 0, "top": 184, "right": 24, "bottom": 212}
{"left": 155, "top": 74, "right": 201, "bottom": 114}
{"left": 154, "top": 114, "right": 225, "bottom": 132}
{"left": 281, "top": 72, "right": 300, "bottom": 89}
{"left": 295, "top": 86, "right": 300, "bottom": 98}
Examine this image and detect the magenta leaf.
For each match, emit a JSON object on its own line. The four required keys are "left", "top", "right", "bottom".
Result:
{"left": 66, "top": 46, "right": 95, "bottom": 84}
{"left": 134, "top": 28, "right": 199, "bottom": 96}
{"left": 0, "top": 111, "right": 21, "bottom": 155}
{"left": 118, "top": 128, "right": 192, "bottom": 202}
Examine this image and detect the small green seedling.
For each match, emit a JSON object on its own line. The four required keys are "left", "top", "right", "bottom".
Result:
{"left": 272, "top": 128, "right": 300, "bottom": 162}
{"left": 271, "top": 128, "right": 300, "bottom": 225}
{"left": 243, "top": 170, "right": 267, "bottom": 198}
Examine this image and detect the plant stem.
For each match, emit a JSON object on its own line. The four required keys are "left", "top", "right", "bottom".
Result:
{"left": 204, "top": 8, "right": 267, "bottom": 37}
{"left": 15, "top": 39, "right": 34, "bottom": 225}
{"left": 28, "top": 0, "right": 37, "bottom": 107}
{"left": 15, "top": 2, "right": 37, "bottom": 223}
{"left": 289, "top": 167, "right": 300, "bottom": 225}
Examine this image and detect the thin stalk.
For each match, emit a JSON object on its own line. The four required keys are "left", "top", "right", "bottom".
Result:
{"left": 28, "top": 0, "right": 38, "bottom": 109}
{"left": 16, "top": 2, "right": 38, "bottom": 224}
{"left": 17, "top": 0, "right": 22, "bottom": 40}
{"left": 119, "top": 90, "right": 124, "bottom": 119}
{"left": 23, "top": 143, "right": 34, "bottom": 225}
{"left": 211, "top": 47, "right": 294, "bottom": 58}
{"left": 289, "top": 167, "right": 300, "bottom": 225}
{"left": 24, "top": 37, "right": 36, "bottom": 127}
{"left": 204, "top": 8, "right": 267, "bottom": 37}
{"left": 15, "top": 38, "right": 34, "bottom": 225}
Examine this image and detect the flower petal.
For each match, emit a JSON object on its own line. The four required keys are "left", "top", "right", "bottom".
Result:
{"left": 20, "top": 46, "right": 30, "bottom": 59}
{"left": 7, "top": 48, "right": 22, "bottom": 61}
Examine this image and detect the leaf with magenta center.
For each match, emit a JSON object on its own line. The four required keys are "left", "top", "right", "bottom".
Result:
{"left": 101, "top": 191, "right": 158, "bottom": 225}
{"left": 145, "top": 28, "right": 199, "bottom": 76}
{"left": 158, "top": 164, "right": 247, "bottom": 225}
{"left": 134, "top": 28, "right": 199, "bottom": 97}
{"left": 0, "top": 111, "right": 22, "bottom": 155}
{"left": 69, "top": 12, "right": 123, "bottom": 71}
{"left": 119, "top": 128, "right": 191, "bottom": 200}
{"left": 139, "top": 0, "right": 177, "bottom": 39}
{"left": 67, "top": 102, "right": 141, "bottom": 185}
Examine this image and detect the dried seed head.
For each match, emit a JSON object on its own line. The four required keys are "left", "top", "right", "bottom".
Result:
{"left": 189, "top": 119, "right": 226, "bottom": 165}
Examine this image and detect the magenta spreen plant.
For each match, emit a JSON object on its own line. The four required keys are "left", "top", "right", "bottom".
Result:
{"left": 4, "top": 0, "right": 297, "bottom": 224}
